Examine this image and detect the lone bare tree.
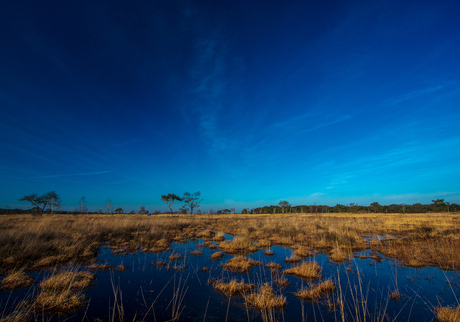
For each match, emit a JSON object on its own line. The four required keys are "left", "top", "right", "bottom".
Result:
{"left": 182, "top": 191, "right": 203, "bottom": 215}
{"left": 49, "top": 193, "right": 62, "bottom": 214}
{"left": 19, "top": 191, "right": 59, "bottom": 215}
{"left": 161, "top": 193, "right": 182, "bottom": 214}
{"left": 78, "top": 197, "right": 88, "bottom": 214}
{"left": 105, "top": 198, "right": 113, "bottom": 214}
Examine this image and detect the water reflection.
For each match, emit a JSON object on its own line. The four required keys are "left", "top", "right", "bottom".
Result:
{"left": 1, "top": 234, "right": 459, "bottom": 321}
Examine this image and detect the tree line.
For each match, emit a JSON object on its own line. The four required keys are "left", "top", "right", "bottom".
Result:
{"left": 5, "top": 191, "right": 458, "bottom": 215}
{"left": 9, "top": 191, "right": 204, "bottom": 215}
{"left": 241, "top": 199, "right": 459, "bottom": 214}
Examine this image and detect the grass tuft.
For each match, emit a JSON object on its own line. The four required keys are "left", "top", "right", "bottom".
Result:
{"left": 213, "top": 279, "right": 254, "bottom": 296}
{"left": 294, "top": 280, "right": 335, "bottom": 301}
{"left": 40, "top": 271, "right": 95, "bottom": 291}
{"left": 284, "top": 261, "right": 322, "bottom": 280}
{"left": 435, "top": 305, "right": 460, "bottom": 322}
{"left": 223, "top": 256, "right": 262, "bottom": 273}
{"left": 210, "top": 251, "right": 224, "bottom": 260}
{"left": 244, "top": 283, "right": 286, "bottom": 309}
{"left": 0, "top": 271, "right": 34, "bottom": 290}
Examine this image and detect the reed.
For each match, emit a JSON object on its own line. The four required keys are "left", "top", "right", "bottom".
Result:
{"left": 0, "top": 270, "right": 34, "bottom": 290}
{"left": 284, "top": 261, "right": 322, "bottom": 280}
{"left": 294, "top": 279, "right": 335, "bottom": 301}
{"left": 212, "top": 279, "right": 254, "bottom": 296}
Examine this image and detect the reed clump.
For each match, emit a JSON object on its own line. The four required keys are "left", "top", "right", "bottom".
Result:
{"left": 35, "top": 289, "right": 87, "bottom": 312}
{"left": 219, "top": 237, "right": 257, "bottom": 254}
{"left": 36, "top": 270, "right": 95, "bottom": 313}
{"left": 223, "top": 256, "right": 262, "bottom": 273}
{"left": 210, "top": 252, "right": 224, "bottom": 260}
{"left": 294, "top": 280, "right": 335, "bottom": 300}
{"left": 435, "top": 305, "right": 460, "bottom": 322}
{"left": 87, "top": 263, "right": 113, "bottom": 270}
{"left": 285, "top": 254, "right": 302, "bottom": 263}
{"left": 0, "top": 270, "right": 34, "bottom": 290}
{"left": 284, "top": 261, "right": 322, "bottom": 280}
{"left": 330, "top": 246, "right": 351, "bottom": 262}
{"left": 265, "top": 262, "right": 283, "bottom": 270}
{"left": 40, "top": 271, "right": 95, "bottom": 291}
{"left": 244, "top": 283, "right": 286, "bottom": 309}
{"left": 212, "top": 279, "right": 254, "bottom": 296}
{"left": 294, "top": 246, "right": 312, "bottom": 257}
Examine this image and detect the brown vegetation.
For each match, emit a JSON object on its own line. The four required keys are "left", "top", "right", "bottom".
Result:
{"left": 223, "top": 256, "right": 262, "bottom": 273}
{"left": 435, "top": 305, "right": 460, "bottom": 322}
{"left": 0, "top": 270, "right": 34, "bottom": 290}
{"left": 210, "top": 251, "right": 224, "bottom": 260}
{"left": 212, "top": 279, "right": 254, "bottom": 296}
{"left": 244, "top": 283, "right": 286, "bottom": 309}
{"left": 284, "top": 261, "right": 322, "bottom": 280}
{"left": 294, "top": 280, "right": 335, "bottom": 300}
{"left": 35, "top": 270, "right": 95, "bottom": 313}
{"left": 0, "top": 212, "right": 459, "bottom": 273}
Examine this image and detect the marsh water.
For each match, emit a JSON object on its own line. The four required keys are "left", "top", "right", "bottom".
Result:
{"left": 1, "top": 234, "right": 459, "bottom": 321}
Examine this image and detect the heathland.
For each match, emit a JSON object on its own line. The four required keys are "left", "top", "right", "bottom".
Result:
{"left": 1, "top": 212, "right": 459, "bottom": 321}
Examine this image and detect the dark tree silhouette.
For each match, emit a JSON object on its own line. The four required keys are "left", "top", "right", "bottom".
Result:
{"left": 182, "top": 191, "right": 203, "bottom": 215}
{"left": 161, "top": 194, "right": 182, "bottom": 214}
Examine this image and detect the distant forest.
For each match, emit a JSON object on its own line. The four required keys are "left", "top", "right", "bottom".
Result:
{"left": 242, "top": 199, "right": 459, "bottom": 214}
{"left": 1, "top": 199, "right": 458, "bottom": 215}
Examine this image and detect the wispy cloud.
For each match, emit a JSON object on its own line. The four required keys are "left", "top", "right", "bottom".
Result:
{"left": 386, "top": 83, "right": 451, "bottom": 106}
{"left": 29, "top": 171, "right": 110, "bottom": 179}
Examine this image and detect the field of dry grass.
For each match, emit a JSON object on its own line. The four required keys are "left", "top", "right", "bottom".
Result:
{"left": 0, "top": 211, "right": 459, "bottom": 276}
{"left": 0, "top": 212, "right": 459, "bottom": 320}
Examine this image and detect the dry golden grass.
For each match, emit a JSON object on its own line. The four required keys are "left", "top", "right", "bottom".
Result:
{"left": 87, "top": 263, "right": 113, "bottom": 270}
{"left": 265, "top": 262, "right": 283, "bottom": 270}
{"left": 294, "top": 246, "right": 312, "bottom": 257}
{"left": 35, "top": 270, "right": 94, "bottom": 313}
{"left": 330, "top": 246, "right": 351, "bottom": 262}
{"left": 0, "top": 270, "right": 34, "bottom": 290}
{"left": 1, "top": 212, "right": 459, "bottom": 272}
{"left": 284, "top": 261, "right": 322, "bottom": 280}
{"left": 263, "top": 250, "right": 274, "bottom": 256}
{"left": 212, "top": 279, "right": 254, "bottom": 296}
{"left": 435, "top": 305, "right": 460, "bottom": 322}
{"left": 213, "top": 232, "right": 225, "bottom": 242}
{"left": 210, "top": 251, "right": 224, "bottom": 260}
{"left": 244, "top": 283, "right": 286, "bottom": 309}
{"left": 191, "top": 250, "right": 203, "bottom": 256}
{"left": 294, "top": 280, "right": 335, "bottom": 301}
{"left": 223, "top": 256, "right": 262, "bottom": 273}
{"left": 168, "top": 253, "right": 183, "bottom": 261}
{"left": 35, "top": 289, "right": 87, "bottom": 312}
{"left": 285, "top": 254, "right": 302, "bottom": 263}
{"left": 257, "top": 239, "right": 271, "bottom": 248}
{"left": 196, "top": 229, "right": 214, "bottom": 239}
{"left": 274, "top": 276, "right": 291, "bottom": 287}
{"left": 218, "top": 237, "right": 257, "bottom": 254}
{"left": 40, "top": 271, "right": 95, "bottom": 291}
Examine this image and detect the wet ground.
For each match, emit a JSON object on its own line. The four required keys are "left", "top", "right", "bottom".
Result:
{"left": 1, "top": 234, "right": 459, "bottom": 321}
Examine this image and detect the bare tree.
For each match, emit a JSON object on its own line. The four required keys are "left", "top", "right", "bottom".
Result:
{"left": 49, "top": 193, "right": 62, "bottom": 214}
{"left": 105, "top": 198, "right": 113, "bottom": 214}
{"left": 19, "top": 191, "right": 59, "bottom": 215}
{"left": 78, "top": 197, "right": 88, "bottom": 214}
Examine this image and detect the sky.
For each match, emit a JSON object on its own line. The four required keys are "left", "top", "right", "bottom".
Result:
{"left": 1, "top": 1, "right": 460, "bottom": 213}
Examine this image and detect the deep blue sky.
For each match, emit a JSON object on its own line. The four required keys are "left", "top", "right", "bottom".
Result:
{"left": 1, "top": 1, "right": 460, "bottom": 212}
